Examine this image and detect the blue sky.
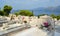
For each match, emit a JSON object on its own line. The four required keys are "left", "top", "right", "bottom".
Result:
{"left": 0, "top": 0, "right": 60, "bottom": 10}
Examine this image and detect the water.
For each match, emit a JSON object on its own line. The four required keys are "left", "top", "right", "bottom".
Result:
{"left": 11, "top": 10, "right": 60, "bottom": 16}
{"left": 33, "top": 10, "right": 60, "bottom": 16}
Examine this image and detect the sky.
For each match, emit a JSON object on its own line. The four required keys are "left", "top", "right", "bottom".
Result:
{"left": 0, "top": 0, "right": 60, "bottom": 10}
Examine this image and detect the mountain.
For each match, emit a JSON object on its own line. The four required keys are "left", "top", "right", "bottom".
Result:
{"left": 33, "top": 6, "right": 60, "bottom": 12}
{"left": 11, "top": 6, "right": 60, "bottom": 13}
{"left": 31, "top": 6, "right": 60, "bottom": 16}
{"left": 54, "top": 6, "right": 60, "bottom": 12}
{"left": 11, "top": 6, "right": 60, "bottom": 15}
{"left": 11, "top": 10, "right": 20, "bottom": 13}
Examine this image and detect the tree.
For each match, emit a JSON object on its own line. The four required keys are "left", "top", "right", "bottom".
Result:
{"left": 56, "top": 15, "right": 60, "bottom": 20}
{"left": 19, "top": 10, "right": 34, "bottom": 16}
{"left": 0, "top": 10, "right": 5, "bottom": 16}
{"left": 3, "top": 5, "right": 12, "bottom": 16}
{"left": 50, "top": 14, "right": 60, "bottom": 20}
{"left": 14, "top": 12, "right": 19, "bottom": 16}
{"left": 50, "top": 14, "right": 56, "bottom": 18}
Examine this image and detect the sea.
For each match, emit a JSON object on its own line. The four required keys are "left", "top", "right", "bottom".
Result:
{"left": 11, "top": 10, "right": 60, "bottom": 16}
{"left": 32, "top": 10, "right": 60, "bottom": 16}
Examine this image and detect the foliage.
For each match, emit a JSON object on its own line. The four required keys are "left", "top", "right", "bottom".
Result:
{"left": 56, "top": 15, "right": 60, "bottom": 20}
{"left": 50, "top": 14, "right": 56, "bottom": 18}
{"left": 50, "top": 14, "right": 60, "bottom": 20}
{"left": 0, "top": 10, "right": 5, "bottom": 16}
{"left": 3, "top": 5, "right": 12, "bottom": 16}
{"left": 14, "top": 12, "right": 19, "bottom": 16}
{"left": 19, "top": 10, "right": 34, "bottom": 16}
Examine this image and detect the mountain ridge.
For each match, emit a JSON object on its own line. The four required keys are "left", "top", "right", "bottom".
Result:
{"left": 33, "top": 6, "right": 60, "bottom": 12}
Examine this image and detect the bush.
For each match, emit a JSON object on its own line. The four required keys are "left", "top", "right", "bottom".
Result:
{"left": 19, "top": 10, "right": 34, "bottom": 16}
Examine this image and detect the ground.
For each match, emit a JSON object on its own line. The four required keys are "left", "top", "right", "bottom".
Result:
{"left": 8, "top": 27, "right": 60, "bottom": 36}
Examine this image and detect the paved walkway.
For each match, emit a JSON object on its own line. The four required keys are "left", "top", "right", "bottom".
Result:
{"left": 8, "top": 27, "right": 50, "bottom": 36}
{"left": 1, "top": 27, "right": 60, "bottom": 36}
